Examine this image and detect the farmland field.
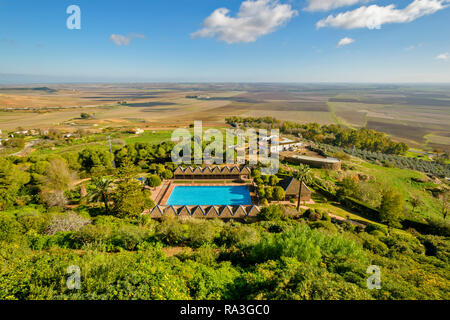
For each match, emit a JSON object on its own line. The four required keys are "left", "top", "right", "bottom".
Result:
{"left": 0, "top": 83, "right": 449, "bottom": 151}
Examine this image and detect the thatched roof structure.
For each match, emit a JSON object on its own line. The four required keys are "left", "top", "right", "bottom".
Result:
{"left": 233, "top": 206, "right": 247, "bottom": 218}
{"left": 174, "top": 167, "right": 184, "bottom": 175}
{"left": 202, "top": 167, "right": 213, "bottom": 174}
{"left": 220, "top": 206, "right": 234, "bottom": 218}
{"left": 146, "top": 205, "right": 261, "bottom": 219}
{"left": 164, "top": 206, "right": 178, "bottom": 217}
{"left": 205, "top": 206, "right": 220, "bottom": 218}
{"left": 191, "top": 205, "right": 206, "bottom": 217}
{"left": 247, "top": 205, "right": 260, "bottom": 217}
{"left": 184, "top": 167, "right": 194, "bottom": 174}
{"left": 177, "top": 206, "right": 191, "bottom": 216}
{"left": 280, "top": 177, "right": 311, "bottom": 200}
{"left": 193, "top": 167, "right": 203, "bottom": 174}
{"left": 231, "top": 167, "right": 241, "bottom": 174}
{"left": 221, "top": 167, "right": 230, "bottom": 174}
{"left": 150, "top": 205, "right": 164, "bottom": 218}
{"left": 173, "top": 165, "right": 252, "bottom": 178}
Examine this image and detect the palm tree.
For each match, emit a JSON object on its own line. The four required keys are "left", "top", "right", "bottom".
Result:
{"left": 88, "top": 177, "right": 114, "bottom": 214}
{"left": 294, "top": 164, "right": 312, "bottom": 211}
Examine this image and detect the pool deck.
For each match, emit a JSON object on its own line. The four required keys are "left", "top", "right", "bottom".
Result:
{"left": 159, "top": 182, "right": 254, "bottom": 205}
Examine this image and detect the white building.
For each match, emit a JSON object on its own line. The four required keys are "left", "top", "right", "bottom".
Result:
{"left": 258, "top": 136, "right": 303, "bottom": 154}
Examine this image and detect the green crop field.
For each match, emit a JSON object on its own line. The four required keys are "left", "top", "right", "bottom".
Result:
{"left": 125, "top": 130, "right": 174, "bottom": 145}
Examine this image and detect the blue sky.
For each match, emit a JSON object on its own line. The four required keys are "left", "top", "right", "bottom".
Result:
{"left": 0, "top": 0, "right": 449, "bottom": 83}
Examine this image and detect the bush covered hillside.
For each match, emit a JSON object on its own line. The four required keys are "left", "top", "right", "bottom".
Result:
{"left": 0, "top": 205, "right": 449, "bottom": 300}
{"left": 0, "top": 126, "right": 449, "bottom": 300}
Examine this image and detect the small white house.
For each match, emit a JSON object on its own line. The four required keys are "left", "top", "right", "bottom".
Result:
{"left": 128, "top": 128, "right": 144, "bottom": 135}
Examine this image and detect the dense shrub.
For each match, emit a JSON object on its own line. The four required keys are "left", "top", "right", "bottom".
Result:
{"left": 365, "top": 223, "right": 388, "bottom": 236}
{"left": 0, "top": 214, "right": 23, "bottom": 243}
{"left": 70, "top": 224, "right": 114, "bottom": 250}
{"left": 188, "top": 220, "right": 216, "bottom": 248}
{"left": 258, "top": 205, "right": 284, "bottom": 221}
{"left": 110, "top": 225, "right": 150, "bottom": 250}
{"left": 17, "top": 211, "right": 49, "bottom": 233}
{"left": 382, "top": 233, "right": 425, "bottom": 255}
{"left": 258, "top": 220, "right": 291, "bottom": 233}
{"left": 233, "top": 257, "right": 372, "bottom": 300}
{"left": 370, "top": 230, "right": 386, "bottom": 238}
{"left": 273, "top": 186, "right": 285, "bottom": 201}
{"left": 0, "top": 201, "right": 449, "bottom": 300}
{"left": 418, "top": 235, "right": 450, "bottom": 263}
{"left": 156, "top": 217, "right": 187, "bottom": 245}
{"left": 250, "top": 225, "right": 366, "bottom": 265}
{"left": 219, "top": 223, "right": 260, "bottom": 249}
{"left": 359, "top": 233, "right": 389, "bottom": 255}
{"left": 321, "top": 212, "right": 331, "bottom": 222}
{"left": 305, "top": 208, "right": 321, "bottom": 221}
{"left": 309, "top": 220, "right": 338, "bottom": 233}
{"left": 425, "top": 218, "right": 450, "bottom": 237}
{"left": 147, "top": 174, "right": 162, "bottom": 187}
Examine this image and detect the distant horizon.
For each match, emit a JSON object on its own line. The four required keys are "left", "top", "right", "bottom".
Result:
{"left": 1, "top": 74, "right": 450, "bottom": 86}
{"left": 1, "top": 1, "right": 449, "bottom": 83}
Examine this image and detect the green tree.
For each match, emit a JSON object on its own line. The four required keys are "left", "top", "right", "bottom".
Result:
{"left": 39, "top": 157, "right": 74, "bottom": 208}
{"left": 147, "top": 174, "right": 162, "bottom": 188}
{"left": 41, "top": 157, "right": 73, "bottom": 191}
{"left": 161, "top": 169, "right": 173, "bottom": 179}
{"left": 336, "top": 176, "right": 358, "bottom": 200}
{"left": 78, "top": 147, "right": 114, "bottom": 175}
{"left": 265, "top": 186, "right": 273, "bottom": 200}
{"left": 273, "top": 186, "right": 286, "bottom": 201}
{"left": 2, "top": 137, "right": 25, "bottom": 149}
{"left": 112, "top": 180, "right": 153, "bottom": 219}
{"left": 257, "top": 185, "right": 265, "bottom": 198}
{"left": 409, "top": 195, "right": 422, "bottom": 214}
{"left": 379, "top": 188, "right": 404, "bottom": 230}
{"left": 88, "top": 177, "right": 114, "bottom": 214}
{"left": 0, "top": 157, "right": 30, "bottom": 210}
{"left": 269, "top": 175, "right": 280, "bottom": 186}
{"left": 117, "top": 157, "right": 138, "bottom": 181}
{"left": 80, "top": 112, "right": 93, "bottom": 119}
{"left": 251, "top": 169, "right": 261, "bottom": 179}
{"left": 295, "top": 164, "right": 312, "bottom": 211}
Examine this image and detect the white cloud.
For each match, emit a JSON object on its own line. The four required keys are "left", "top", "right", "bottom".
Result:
{"left": 317, "top": 0, "right": 450, "bottom": 29}
{"left": 109, "top": 33, "right": 146, "bottom": 46}
{"left": 404, "top": 43, "right": 423, "bottom": 51}
{"left": 305, "top": 0, "right": 366, "bottom": 12}
{"left": 435, "top": 52, "right": 449, "bottom": 60}
{"left": 337, "top": 37, "right": 355, "bottom": 47}
{"left": 191, "top": 0, "right": 298, "bottom": 44}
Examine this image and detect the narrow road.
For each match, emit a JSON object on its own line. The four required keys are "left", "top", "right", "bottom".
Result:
{"left": 12, "top": 139, "right": 42, "bottom": 156}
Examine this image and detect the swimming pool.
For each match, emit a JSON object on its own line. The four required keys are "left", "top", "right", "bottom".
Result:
{"left": 166, "top": 185, "right": 252, "bottom": 206}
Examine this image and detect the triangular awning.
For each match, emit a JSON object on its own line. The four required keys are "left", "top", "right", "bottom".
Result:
{"left": 233, "top": 205, "right": 247, "bottom": 218}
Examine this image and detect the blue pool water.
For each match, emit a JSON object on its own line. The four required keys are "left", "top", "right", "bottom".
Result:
{"left": 166, "top": 186, "right": 252, "bottom": 206}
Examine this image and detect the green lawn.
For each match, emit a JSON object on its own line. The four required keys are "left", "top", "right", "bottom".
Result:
{"left": 31, "top": 133, "right": 119, "bottom": 156}
{"left": 125, "top": 130, "right": 173, "bottom": 145}
{"left": 286, "top": 157, "right": 444, "bottom": 221}
{"left": 356, "top": 161, "right": 443, "bottom": 220}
